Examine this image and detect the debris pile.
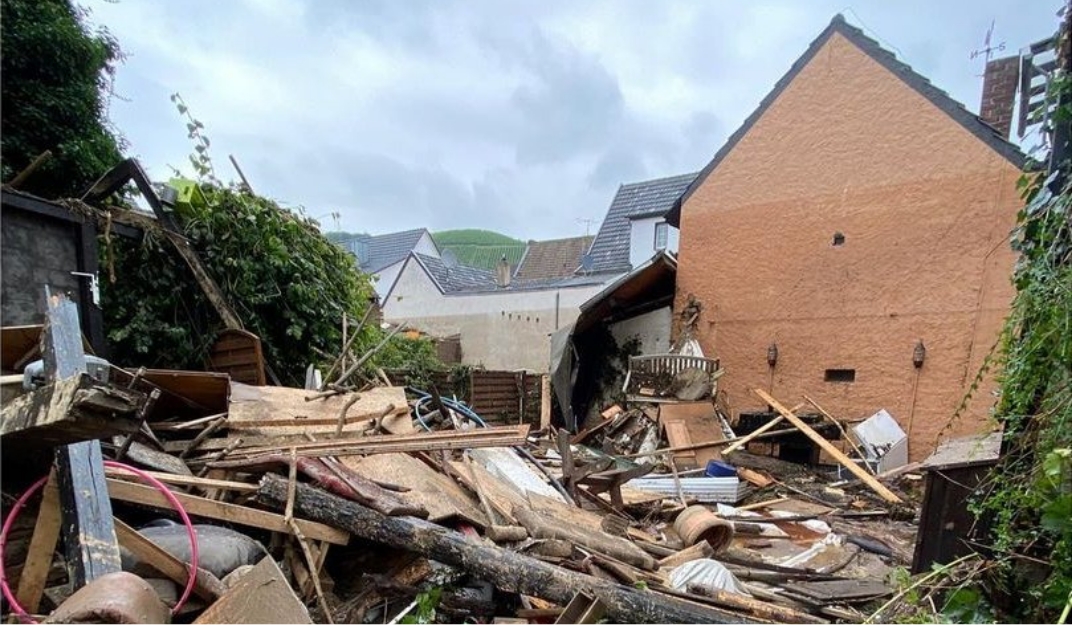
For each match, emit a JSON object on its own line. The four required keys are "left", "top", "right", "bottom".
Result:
{"left": 1, "top": 294, "right": 925, "bottom": 624}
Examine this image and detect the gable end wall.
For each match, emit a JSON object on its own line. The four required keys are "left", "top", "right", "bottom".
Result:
{"left": 675, "top": 32, "right": 1023, "bottom": 460}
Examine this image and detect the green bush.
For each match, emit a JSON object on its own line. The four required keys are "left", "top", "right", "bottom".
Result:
{"left": 102, "top": 184, "right": 381, "bottom": 386}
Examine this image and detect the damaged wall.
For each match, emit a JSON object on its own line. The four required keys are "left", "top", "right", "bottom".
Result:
{"left": 383, "top": 259, "right": 603, "bottom": 371}
{"left": 674, "top": 32, "right": 1022, "bottom": 461}
{"left": 610, "top": 306, "right": 672, "bottom": 356}
{"left": 1, "top": 208, "right": 83, "bottom": 325}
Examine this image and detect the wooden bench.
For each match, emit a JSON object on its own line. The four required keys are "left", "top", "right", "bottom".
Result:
{"left": 622, "top": 354, "right": 721, "bottom": 402}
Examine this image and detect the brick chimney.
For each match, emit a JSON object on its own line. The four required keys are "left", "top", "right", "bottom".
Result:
{"left": 980, "top": 55, "right": 1019, "bottom": 139}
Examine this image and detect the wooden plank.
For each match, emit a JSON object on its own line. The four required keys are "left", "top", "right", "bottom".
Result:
{"left": 116, "top": 439, "right": 193, "bottom": 475}
{"left": 13, "top": 471, "right": 62, "bottom": 614}
{"left": 227, "top": 382, "right": 408, "bottom": 436}
{"left": 224, "top": 405, "right": 409, "bottom": 431}
{"left": 105, "top": 478, "right": 350, "bottom": 545}
{"left": 803, "top": 394, "right": 875, "bottom": 475}
{"left": 342, "top": 453, "right": 487, "bottom": 526}
{"left": 662, "top": 421, "right": 698, "bottom": 469}
{"left": 109, "top": 368, "right": 230, "bottom": 416}
{"left": 104, "top": 467, "right": 257, "bottom": 493}
{"left": 685, "top": 584, "right": 828, "bottom": 624}
{"left": 789, "top": 579, "right": 892, "bottom": 602}
{"left": 204, "top": 424, "right": 530, "bottom": 461}
{"left": 659, "top": 401, "right": 725, "bottom": 468}
{"left": 113, "top": 518, "right": 223, "bottom": 602}
{"left": 193, "top": 555, "right": 312, "bottom": 624}
{"left": 752, "top": 389, "right": 902, "bottom": 504}
{"left": 722, "top": 415, "right": 785, "bottom": 455}
{"left": 625, "top": 425, "right": 801, "bottom": 459}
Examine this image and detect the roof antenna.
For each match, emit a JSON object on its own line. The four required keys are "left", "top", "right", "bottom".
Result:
{"left": 970, "top": 19, "right": 1006, "bottom": 76}
{"left": 576, "top": 217, "right": 596, "bottom": 237}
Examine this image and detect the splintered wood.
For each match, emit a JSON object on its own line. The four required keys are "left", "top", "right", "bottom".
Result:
{"left": 226, "top": 383, "right": 411, "bottom": 436}
{"left": 341, "top": 453, "right": 488, "bottom": 525}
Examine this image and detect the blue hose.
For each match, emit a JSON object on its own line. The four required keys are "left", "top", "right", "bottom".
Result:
{"left": 407, "top": 387, "right": 488, "bottom": 431}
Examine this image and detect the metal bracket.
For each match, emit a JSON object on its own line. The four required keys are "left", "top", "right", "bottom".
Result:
{"left": 70, "top": 271, "right": 100, "bottom": 307}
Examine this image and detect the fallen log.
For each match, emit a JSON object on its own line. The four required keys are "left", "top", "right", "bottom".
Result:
{"left": 256, "top": 474, "right": 757, "bottom": 624}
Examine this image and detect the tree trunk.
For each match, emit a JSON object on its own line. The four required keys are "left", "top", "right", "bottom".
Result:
{"left": 256, "top": 475, "right": 754, "bottom": 624}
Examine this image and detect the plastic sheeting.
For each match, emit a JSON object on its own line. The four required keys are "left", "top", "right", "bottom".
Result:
{"left": 549, "top": 324, "right": 577, "bottom": 430}
{"left": 668, "top": 558, "right": 748, "bottom": 596}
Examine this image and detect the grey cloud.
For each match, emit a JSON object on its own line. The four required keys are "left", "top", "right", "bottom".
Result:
{"left": 89, "top": 0, "right": 1058, "bottom": 241}
{"left": 588, "top": 147, "right": 646, "bottom": 189}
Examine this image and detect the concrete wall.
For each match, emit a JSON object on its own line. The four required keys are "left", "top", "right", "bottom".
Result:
{"left": 1, "top": 209, "right": 84, "bottom": 325}
{"left": 610, "top": 306, "right": 672, "bottom": 355}
{"left": 414, "top": 232, "right": 440, "bottom": 257}
{"left": 674, "top": 32, "right": 1023, "bottom": 461}
{"left": 384, "top": 256, "right": 605, "bottom": 371}
{"left": 372, "top": 260, "right": 403, "bottom": 301}
{"left": 629, "top": 216, "right": 679, "bottom": 268}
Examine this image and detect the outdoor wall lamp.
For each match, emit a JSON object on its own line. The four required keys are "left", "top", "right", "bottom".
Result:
{"left": 913, "top": 339, "right": 926, "bottom": 369}
{"left": 767, "top": 343, "right": 779, "bottom": 368}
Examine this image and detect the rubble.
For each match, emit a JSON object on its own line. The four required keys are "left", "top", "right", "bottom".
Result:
{"left": 1, "top": 292, "right": 928, "bottom": 624}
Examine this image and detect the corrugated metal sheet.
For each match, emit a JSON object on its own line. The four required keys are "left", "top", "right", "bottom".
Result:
{"left": 627, "top": 477, "right": 749, "bottom": 503}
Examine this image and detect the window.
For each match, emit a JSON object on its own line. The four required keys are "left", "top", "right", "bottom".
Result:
{"left": 825, "top": 368, "right": 856, "bottom": 383}
{"left": 654, "top": 222, "right": 669, "bottom": 250}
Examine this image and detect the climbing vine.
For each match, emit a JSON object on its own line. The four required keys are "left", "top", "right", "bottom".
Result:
{"left": 966, "top": 34, "right": 1072, "bottom": 622}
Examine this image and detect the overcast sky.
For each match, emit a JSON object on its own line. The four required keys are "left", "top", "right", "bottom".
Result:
{"left": 88, "top": 0, "right": 1059, "bottom": 240}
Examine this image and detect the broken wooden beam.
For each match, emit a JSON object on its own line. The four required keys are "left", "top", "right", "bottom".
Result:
{"left": 751, "top": 389, "right": 902, "bottom": 504}
{"left": 13, "top": 471, "right": 62, "bottom": 614}
{"left": 55, "top": 434, "right": 124, "bottom": 588}
{"left": 256, "top": 474, "right": 757, "bottom": 624}
{"left": 113, "top": 518, "right": 224, "bottom": 602}
{"left": 0, "top": 374, "right": 145, "bottom": 447}
{"left": 40, "top": 290, "right": 124, "bottom": 590}
{"left": 105, "top": 478, "right": 349, "bottom": 545}
{"left": 201, "top": 424, "right": 531, "bottom": 463}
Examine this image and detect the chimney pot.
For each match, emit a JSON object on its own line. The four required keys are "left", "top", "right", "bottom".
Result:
{"left": 496, "top": 255, "right": 511, "bottom": 288}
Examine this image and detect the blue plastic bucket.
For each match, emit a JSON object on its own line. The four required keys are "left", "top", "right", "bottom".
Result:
{"left": 705, "top": 460, "right": 736, "bottom": 477}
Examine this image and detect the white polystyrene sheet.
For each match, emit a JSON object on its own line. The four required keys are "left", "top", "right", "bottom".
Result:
{"left": 469, "top": 447, "right": 567, "bottom": 503}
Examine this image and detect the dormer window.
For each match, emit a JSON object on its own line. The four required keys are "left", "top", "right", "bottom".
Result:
{"left": 654, "top": 222, "right": 669, "bottom": 250}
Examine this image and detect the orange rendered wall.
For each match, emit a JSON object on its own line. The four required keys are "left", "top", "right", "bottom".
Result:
{"left": 675, "top": 33, "right": 1023, "bottom": 461}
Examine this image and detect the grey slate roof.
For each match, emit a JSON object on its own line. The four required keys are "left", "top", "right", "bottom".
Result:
{"left": 414, "top": 253, "right": 497, "bottom": 293}
{"left": 345, "top": 228, "right": 431, "bottom": 274}
{"left": 666, "top": 14, "right": 1026, "bottom": 226}
{"left": 584, "top": 173, "right": 697, "bottom": 274}
{"left": 412, "top": 253, "right": 608, "bottom": 295}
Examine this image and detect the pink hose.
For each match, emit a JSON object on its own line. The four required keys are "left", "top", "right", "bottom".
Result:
{"left": 1, "top": 461, "right": 199, "bottom": 622}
